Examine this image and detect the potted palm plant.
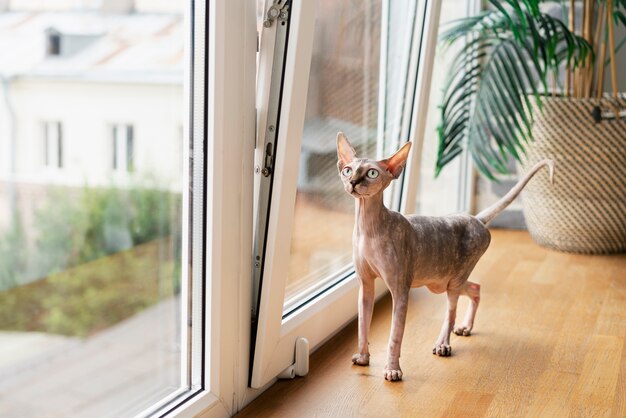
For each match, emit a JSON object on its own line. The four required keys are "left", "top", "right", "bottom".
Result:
{"left": 436, "top": 0, "right": 626, "bottom": 254}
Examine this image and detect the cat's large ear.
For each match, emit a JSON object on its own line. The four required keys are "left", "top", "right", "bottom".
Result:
{"left": 381, "top": 142, "right": 412, "bottom": 178}
{"left": 336, "top": 132, "right": 357, "bottom": 170}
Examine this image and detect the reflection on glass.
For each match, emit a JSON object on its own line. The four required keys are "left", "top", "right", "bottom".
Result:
{"left": 0, "top": 1, "right": 186, "bottom": 416}
{"left": 285, "top": 0, "right": 384, "bottom": 303}
{"left": 285, "top": 0, "right": 422, "bottom": 305}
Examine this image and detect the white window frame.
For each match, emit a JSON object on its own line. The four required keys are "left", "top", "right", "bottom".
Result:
{"left": 163, "top": 0, "right": 257, "bottom": 416}
{"left": 131, "top": 0, "right": 213, "bottom": 415}
{"left": 167, "top": 0, "right": 446, "bottom": 415}
{"left": 249, "top": 0, "right": 444, "bottom": 391}
{"left": 401, "top": 0, "right": 443, "bottom": 214}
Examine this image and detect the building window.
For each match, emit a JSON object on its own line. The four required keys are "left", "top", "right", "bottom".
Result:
{"left": 112, "top": 124, "right": 134, "bottom": 172}
{"left": 43, "top": 121, "right": 63, "bottom": 168}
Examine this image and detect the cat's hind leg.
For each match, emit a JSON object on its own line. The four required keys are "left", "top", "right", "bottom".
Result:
{"left": 433, "top": 291, "right": 460, "bottom": 356}
{"left": 453, "top": 281, "right": 480, "bottom": 337}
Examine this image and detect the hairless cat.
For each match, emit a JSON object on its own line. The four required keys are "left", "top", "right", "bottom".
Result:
{"left": 336, "top": 132, "right": 554, "bottom": 381}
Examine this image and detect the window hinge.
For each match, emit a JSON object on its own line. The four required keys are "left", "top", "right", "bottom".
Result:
{"left": 263, "top": 0, "right": 290, "bottom": 28}
{"left": 251, "top": 0, "right": 291, "bottom": 322}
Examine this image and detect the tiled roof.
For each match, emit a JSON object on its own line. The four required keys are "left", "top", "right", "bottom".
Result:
{"left": 0, "top": 11, "right": 184, "bottom": 83}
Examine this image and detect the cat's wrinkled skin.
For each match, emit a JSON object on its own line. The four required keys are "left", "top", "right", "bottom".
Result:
{"left": 336, "top": 132, "right": 553, "bottom": 381}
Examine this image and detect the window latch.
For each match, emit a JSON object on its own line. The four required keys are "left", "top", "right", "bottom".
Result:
{"left": 263, "top": 0, "right": 289, "bottom": 28}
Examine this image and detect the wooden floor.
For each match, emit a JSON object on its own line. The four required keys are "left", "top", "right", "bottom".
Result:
{"left": 236, "top": 230, "right": 626, "bottom": 418}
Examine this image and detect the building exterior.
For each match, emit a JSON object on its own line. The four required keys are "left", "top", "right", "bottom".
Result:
{"left": 0, "top": 1, "right": 185, "bottom": 232}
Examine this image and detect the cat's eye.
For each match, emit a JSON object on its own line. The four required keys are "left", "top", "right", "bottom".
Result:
{"left": 366, "top": 169, "right": 379, "bottom": 179}
{"left": 341, "top": 167, "right": 352, "bottom": 176}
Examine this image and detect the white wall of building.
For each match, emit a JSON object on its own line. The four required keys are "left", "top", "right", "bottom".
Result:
{"left": 7, "top": 77, "right": 183, "bottom": 189}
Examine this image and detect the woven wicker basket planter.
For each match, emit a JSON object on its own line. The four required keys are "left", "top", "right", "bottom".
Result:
{"left": 519, "top": 94, "right": 626, "bottom": 254}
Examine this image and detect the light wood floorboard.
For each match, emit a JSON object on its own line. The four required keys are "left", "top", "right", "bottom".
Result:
{"left": 236, "top": 230, "right": 626, "bottom": 418}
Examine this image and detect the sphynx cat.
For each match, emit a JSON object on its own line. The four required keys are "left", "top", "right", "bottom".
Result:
{"left": 336, "top": 132, "right": 553, "bottom": 381}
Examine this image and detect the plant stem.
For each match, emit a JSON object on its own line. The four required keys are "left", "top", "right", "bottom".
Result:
{"left": 592, "top": 0, "right": 606, "bottom": 96}
{"left": 597, "top": 21, "right": 608, "bottom": 99}
{"left": 608, "top": 0, "right": 618, "bottom": 97}
{"left": 605, "top": 37, "right": 626, "bottom": 66}
{"left": 584, "top": 0, "right": 594, "bottom": 97}
{"left": 567, "top": 0, "right": 575, "bottom": 97}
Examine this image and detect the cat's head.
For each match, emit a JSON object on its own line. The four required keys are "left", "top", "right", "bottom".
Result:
{"left": 336, "top": 132, "right": 411, "bottom": 199}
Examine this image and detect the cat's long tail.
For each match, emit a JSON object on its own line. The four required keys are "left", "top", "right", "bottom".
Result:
{"left": 476, "top": 159, "right": 554, "bottom": 225}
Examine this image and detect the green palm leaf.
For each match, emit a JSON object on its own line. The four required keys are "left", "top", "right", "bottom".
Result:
{"left": 436, "top": 0, "right": 593, "bottom": 179}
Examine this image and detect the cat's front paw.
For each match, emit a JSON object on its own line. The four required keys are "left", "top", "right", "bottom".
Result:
{"left": 383, "top": 367, "right": 403, "bottom": 381}
{"left": 453, "top": 325, "right": 472, "bottom": 336}
{"left": 351, "top": 353, "right": 370, "bottom": 366}
{"left": 432, "top": 343, "right": 452, "bottom": 356}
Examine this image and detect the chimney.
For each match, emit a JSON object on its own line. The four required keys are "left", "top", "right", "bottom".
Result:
{"left": 46, "top": 28, "right": 62, "bottom": 56}
{"left": 45, "top": 27, "right": 101, "bottom": 58}
{"left": 100, "top": 0, "right": 134, "bottom": 13}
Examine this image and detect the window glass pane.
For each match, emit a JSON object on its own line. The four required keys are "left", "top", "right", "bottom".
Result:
{"left": 43, "top": 121, "right": 62, "bottom": 169}
{"left": 113, "top": 126, "right": 119, "bottom": 170}
{"left": 284, "top": 0, "right": 416, "bottom": 305}
{"left": 127, "top": 126, "right": 134, "bottom": 172}
{"left": 57, "top": 124, "right": 63, "bottom": 168}
{"left": 0, "top": 1, "right": 190, "bottom": 416}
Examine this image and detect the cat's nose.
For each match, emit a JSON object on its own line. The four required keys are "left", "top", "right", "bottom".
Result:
{"left": 350, "top": 179, "right": 360, "bottom": 186}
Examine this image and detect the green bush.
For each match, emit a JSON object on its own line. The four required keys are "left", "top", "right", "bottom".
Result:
{"left": 0, "top": 182, "right": 182, "bottom": 337}
{"left": 33, "top": 185, "right": 181, "bottom": 276}
{"left": 0, "top": 213, "right": 27, "bottom": 290}
{"left": 0, "top": 239, "right": 175, "bottom": 337}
